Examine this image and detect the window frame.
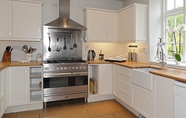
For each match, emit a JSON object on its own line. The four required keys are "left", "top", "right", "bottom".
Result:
{"left": 163, "top": 0, "right": 186, "bottom": 63}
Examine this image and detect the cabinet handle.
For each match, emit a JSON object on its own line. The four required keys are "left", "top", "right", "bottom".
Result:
{"left": 108, "top": 37, "right": 110, "bottom": 39}
{"left": 148, "top": 95, "right": 151, "bottom": 98}
{"left": 9, "top": 33, "right": 11, "bottom": 35}
{"left": 25, "top": 70, "right": 27, "bottom": 72}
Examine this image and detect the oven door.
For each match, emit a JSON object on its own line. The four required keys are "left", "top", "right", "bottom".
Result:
{"left": 43, "top": 75, "right": 88, "bottom": 89}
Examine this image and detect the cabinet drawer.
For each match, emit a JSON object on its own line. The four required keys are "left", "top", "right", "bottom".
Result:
{"left": 118, "top": 90, "right": 130, "bottom": 104}
{"left": 118, "top": 66, "right": 130, "bottom": 77}
{"left": 72, "top": 85, "right": 88, "bottom": 92}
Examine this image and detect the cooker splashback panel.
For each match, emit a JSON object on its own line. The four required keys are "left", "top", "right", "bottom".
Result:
{"left": 43, "top": 28, "right": 84, "bottom": 60}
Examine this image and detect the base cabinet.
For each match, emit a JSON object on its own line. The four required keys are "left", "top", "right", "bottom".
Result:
{"left": 9, "top": 67, "right": 29, "bottom": 106}
{"left": 88, "top": 64, "right": 113, "bottom": 102}
{"left": 131, "top": 84, "right": 153, "bottom": 118}
{"left": 113, "top": 65, "right": 131, "bottom": 106}
{"left": 153, "top": 75, "right": 174, "bottom": 118}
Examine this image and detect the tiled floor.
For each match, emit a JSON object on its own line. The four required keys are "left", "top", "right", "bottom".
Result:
{"left": 2, "top": 99, "right": 138, "bottom": 118}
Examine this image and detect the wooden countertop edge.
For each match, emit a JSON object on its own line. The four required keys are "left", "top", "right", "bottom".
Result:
{"left": 0, "top": 61, "right": 42, "bottom": 71}
{"left": 150, "top": 70, "right": 186, "bottom": 83}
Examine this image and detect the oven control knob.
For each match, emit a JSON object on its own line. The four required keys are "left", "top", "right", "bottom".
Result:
{"left": 80, "top": 67, "right": 82, "bottom": 69}
{"left": 68, "top": 67, "right": 71, "bottom": 69}
{"left": 76, "top": 67, "right": 78, "bottom": 69}
{"left": 56, "top": 67, "right": 59, "bottom": 70}
{"left": 72, "top": 67, "right": 75, "bottom": 69}
{"left": 83, "top": 66, "right": 86, "bottom": 69}
{"left": 64, "top": 67, "right": 67, "bottom": 70}
{"left": 60, "top": 67, "right": 63, "bottom": 70}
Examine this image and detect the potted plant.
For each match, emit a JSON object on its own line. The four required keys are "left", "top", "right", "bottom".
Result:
{"left": 166, "top": 24, "right": 186, "bottom": 64}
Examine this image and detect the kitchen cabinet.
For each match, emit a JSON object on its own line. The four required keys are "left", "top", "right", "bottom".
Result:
{"left": 0, "top": 68, "right": 8, "bottom": 118}
{"left": 9, "top": 67, "right": 29, "bottom": 106}
{"left": 88, "top": 64, "right": 113, "bottom": 102}
{"left": 153, "top": 75, "right": 174, "bottom": 118}
{"left": 131, "top": 84, "right": 153, "bottom": 118}
{"left": 84, "top": 8, "right": 117, "bottom": 42}
{"left": 0, "top": 0, "right": 42, "bottom": 41}
{"left": 118, "top": 3, "right": 147, "bottom": 42}
{"left": 113, "top": 65, "right": 131, "bottom": 106}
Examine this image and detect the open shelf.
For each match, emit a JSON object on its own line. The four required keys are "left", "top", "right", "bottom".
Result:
{"left": 30, "top": 72, "right": 42, "bottom": 78}
{"left": 30, "top": 94, "right": 42, "bottom": 103}
{"left": 29, "top": 66, "right": 42, "bottom": 104}
{"left": 30, "top": 83, "right": 42, "bottom": 91}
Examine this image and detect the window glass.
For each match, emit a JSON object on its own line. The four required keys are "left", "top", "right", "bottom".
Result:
{"left": 167, "top": 0, "right": 174, "bottom": 10}
{"left": 176, "top": 0, "right": 184, "bottom": 8}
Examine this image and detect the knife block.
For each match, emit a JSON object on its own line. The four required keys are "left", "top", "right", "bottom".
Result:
{"left": 2, "top": 52, "right": 11, "bottom": 62}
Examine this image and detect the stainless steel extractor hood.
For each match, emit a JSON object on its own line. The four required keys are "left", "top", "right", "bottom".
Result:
{"left": 44, "top": 0, "right": 87, "bottom": 30}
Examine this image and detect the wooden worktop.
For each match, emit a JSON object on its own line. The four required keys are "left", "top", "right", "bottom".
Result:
{"left": 1, "top": 60, "right": 186, "bottom": 83}
{"left": 0, "top": 61, "right": 42, "bottom": 70}
{"left": 88, "top": 60, "right": 186, "bottom": 83}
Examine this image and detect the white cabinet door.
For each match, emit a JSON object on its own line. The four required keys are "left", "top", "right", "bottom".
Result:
{"left": 9, "top": 67, "right": 29, "bottom": 106}
{"left": 131, "top": 84, "right": 153, "bottom": 118}
{"left": 2, "top": 68, "right": 9, "bottom": 112}
{"left": 117, "top": 4, "right": 147, "bottom": 42}
{"left": 153, "top": 75, "right": 174, "bottom": 118}
{"left": 112, "top": 65, "right": 119, "bottom": 96}
{"left": 117, "top": 11, "right": 125, "bottom": 41}
{"left": 124, "top": 7, "right": 135, "bottom": 41}
{"left": 98, "top": 64, "right": 112, "bottom": 95}
{"left": 107, "top": 12, "right": 117, "bottom": 42}
{"left": 0, "top": 0, "right": 12, "bottom": 38}
{"left": 13, "top": 1, "right": 42, "bottom": 39}
{"left": 86, "top": 10, "right": 107, "bottom": 42}
{"left": 84, "top": 8, "right": 117, "bottom": 42}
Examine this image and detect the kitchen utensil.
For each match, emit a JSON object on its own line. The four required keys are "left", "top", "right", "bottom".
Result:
{"left": 70, "top": 34, "right": 73, "bottom": 50}
{"left": 48, "top": 34, "right": 51, "bottom": 52}
{"left": 87, "top": 50, "right": 96, "bottom": 60}
{"left": 73, "top": 34, "right": 77, "bottom": 48}
{"left": 63, "top": 37, "right": 67, "bottom": 50}
{"left": 22, "top": 45, "right": 28, "bottom": 53}
{"left": 56, "top": 37, "right": 62, "bottom": 52}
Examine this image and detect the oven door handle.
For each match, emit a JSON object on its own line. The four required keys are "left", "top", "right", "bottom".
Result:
{"left": 72, "top": 72, "right": 88, "bottom": 76}
{"left": 44, "top": 72, "right": 72, "bottom": 77}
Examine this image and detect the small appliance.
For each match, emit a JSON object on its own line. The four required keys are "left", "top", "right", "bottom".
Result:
{"left": 87, "top": 50, "right": 96, "bottom": 60}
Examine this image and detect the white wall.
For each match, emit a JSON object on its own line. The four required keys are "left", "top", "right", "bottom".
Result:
{"left": 123, "top": 0, "right": 149, "bottom": 7}
{"left": 0, "top": 0, "right": 124, "bottom": 61}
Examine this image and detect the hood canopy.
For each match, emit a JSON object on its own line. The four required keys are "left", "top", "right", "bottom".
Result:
{"left": 44, "top": 0, "right": 87, "bottom": 31}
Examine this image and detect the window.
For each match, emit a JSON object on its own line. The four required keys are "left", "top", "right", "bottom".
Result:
{"left": 164, "top": 0, "right": 185, "bottom": 61}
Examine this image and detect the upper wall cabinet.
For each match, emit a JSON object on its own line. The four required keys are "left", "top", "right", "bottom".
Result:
{"left": 84, "top": 8, "right": 117, "bottom": 42}
{"left": 0, "top": 0, "right": 42, "bottom": 41}
{"left": 118, "top": 4, "right": 147, "bottom": 42}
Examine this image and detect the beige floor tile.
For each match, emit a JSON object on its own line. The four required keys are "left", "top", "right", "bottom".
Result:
{"left": 2, "top": 113, "right": 17, "bottom": 118}
{"left": 58, "top": 109, "right": 90, "bottom": 118}
{"left": 86, "top": 104, "right": 118, "bottom": 117}
{"left": 90, "top": 100, "right": 113, "bottom": 106}
{"left": 113, "top": 111, "right": 137, "bottom": 118}
{"left": 109, "top": 102, "right": 126, "bottom": 112}
{"left": 92, "top": 114, "right": 116, "bottom": 118}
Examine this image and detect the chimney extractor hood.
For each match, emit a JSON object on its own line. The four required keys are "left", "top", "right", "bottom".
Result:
{"left": 44, "top": 0, "right": 87, "bottom": 31}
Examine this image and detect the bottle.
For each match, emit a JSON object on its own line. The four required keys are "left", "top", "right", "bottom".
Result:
{"left": 128, "top": 50, "right": 132, "bottom": 61}
{"left": 99, "top": 50, "right": 104, "bottom": 60}
{"left": 132, "top": 49, "right": 137, "bottom": 62}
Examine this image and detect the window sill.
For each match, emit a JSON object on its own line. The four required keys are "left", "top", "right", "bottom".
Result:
{"left": 149, "top": 60, "right": 186, "bottom": 70}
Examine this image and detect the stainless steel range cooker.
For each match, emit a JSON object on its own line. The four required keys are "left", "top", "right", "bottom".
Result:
{"left": 43, "top": 60, "right": 88, "bottom": 108}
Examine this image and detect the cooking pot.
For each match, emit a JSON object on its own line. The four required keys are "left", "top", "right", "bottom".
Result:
{"left": 87, "top": 50, "right": 96, "bottom": 60}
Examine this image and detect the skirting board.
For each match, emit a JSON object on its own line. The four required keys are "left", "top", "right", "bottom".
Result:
{"left": 115, "top": 96, "right": 139, "bottom": 117}
{"left": 88, "top": 94, "right": 114, "bottom": 103}
{"left": 5, "top": 103, "right": 43, "bottom": 114}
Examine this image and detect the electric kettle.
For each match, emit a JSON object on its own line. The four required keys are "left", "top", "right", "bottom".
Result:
{"left": 87, "top": 50, "right": 96, "bottom": 60}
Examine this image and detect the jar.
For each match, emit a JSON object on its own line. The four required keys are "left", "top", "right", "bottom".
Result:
{"left": 36, "top": 53, "right": 42, "bottom": 62}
